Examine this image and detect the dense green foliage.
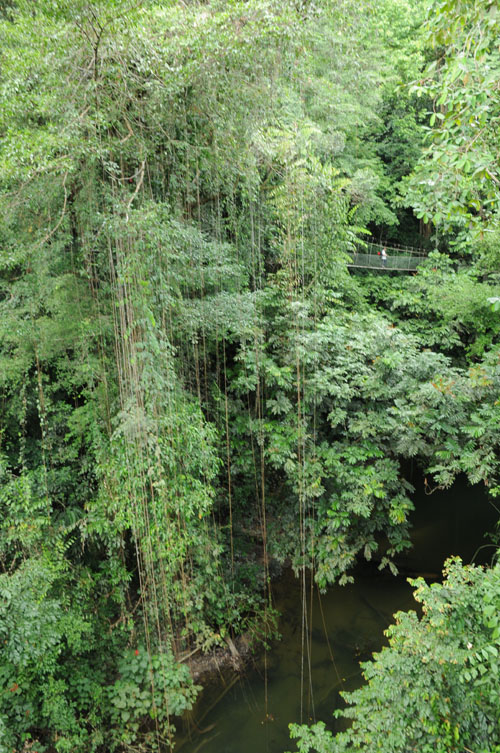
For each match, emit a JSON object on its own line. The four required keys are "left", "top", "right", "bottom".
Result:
{"left": 0, "top": 0, "right": 499, "bottom": 751}
{"left": 289, "top": 558, "right": 500, "bottom": 753}
{"left": 406, "top": 0, "right": 500, "bottom": 239}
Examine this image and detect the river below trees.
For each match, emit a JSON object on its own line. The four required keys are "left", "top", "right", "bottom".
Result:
{"left": 176, "top": 477, "right": 498, "bottom": 753}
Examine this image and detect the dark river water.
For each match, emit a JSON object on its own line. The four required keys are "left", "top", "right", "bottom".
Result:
{"left": 175, "top": 477, "right": 498, "bottom": 753}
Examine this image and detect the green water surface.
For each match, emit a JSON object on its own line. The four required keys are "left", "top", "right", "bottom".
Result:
{"left": 176, "top": 479, "right": 498, "bottom": 753}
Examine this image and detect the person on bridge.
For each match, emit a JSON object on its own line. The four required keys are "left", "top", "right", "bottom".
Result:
{"left": 381, "top": 247, "right": 387, "bottom": 268}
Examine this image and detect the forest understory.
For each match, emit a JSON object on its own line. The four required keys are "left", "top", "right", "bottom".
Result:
{"left": 1, "top": 0, "right": 500, "bottom": 751}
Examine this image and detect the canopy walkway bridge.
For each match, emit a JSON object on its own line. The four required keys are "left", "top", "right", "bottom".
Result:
{"left": 348, "top": 240, "right": 428, "bottom": 272}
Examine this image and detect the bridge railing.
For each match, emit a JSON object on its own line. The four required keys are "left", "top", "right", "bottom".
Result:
{"left": 347, "top": 241, "right": 428, "bottom": 272}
